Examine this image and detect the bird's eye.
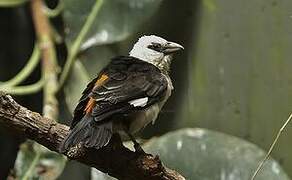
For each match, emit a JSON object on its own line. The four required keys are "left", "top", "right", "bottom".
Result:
{"left": 147, "top": 43, "right": 162, "bottom": 51}
{"left": 152, "top": 43, "right": 161, "bottom": 49}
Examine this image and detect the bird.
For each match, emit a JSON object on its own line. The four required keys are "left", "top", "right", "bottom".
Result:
{"left": 59, "top": 35, "right": 184, "bottom": 154}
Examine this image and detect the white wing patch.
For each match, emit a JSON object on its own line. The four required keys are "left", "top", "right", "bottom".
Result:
{"left": 129, "top": 97, "right": 148, "bottom": 107}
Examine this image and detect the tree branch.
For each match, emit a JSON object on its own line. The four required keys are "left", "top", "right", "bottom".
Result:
{"left": 31, "top": 0, "right": 59, "bottom": 119}
{"left": 0, "top": 92, "right": 185, "bottom": 180}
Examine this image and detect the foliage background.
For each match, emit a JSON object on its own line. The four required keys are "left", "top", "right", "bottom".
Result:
{"left": 0, "top": 0, "right": 292, "bottom": 179}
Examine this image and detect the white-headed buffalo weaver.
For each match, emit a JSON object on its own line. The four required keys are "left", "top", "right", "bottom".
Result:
{"left": 59, "top": 35, "right": 184, "bottom": 154}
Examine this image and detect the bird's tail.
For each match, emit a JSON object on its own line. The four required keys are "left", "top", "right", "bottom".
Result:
{"left": 59, "top": 115, "right": 112, "bottom": 153}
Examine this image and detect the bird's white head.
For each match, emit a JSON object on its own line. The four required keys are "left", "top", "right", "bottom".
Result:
{"left": 129, "top": 35, "right": 184, "bottom": 73}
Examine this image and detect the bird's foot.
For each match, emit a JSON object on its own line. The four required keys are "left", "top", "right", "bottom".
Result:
{"left": 66, "top": 143, "right": 85, "bottom": 159}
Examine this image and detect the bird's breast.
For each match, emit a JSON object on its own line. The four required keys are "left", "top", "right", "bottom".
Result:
{"left": 128, "top": 104, "right": 160, "bottom": 134}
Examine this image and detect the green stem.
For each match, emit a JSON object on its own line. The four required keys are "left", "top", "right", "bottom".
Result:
{"left": 0, "top": 0, "right": 28, "bottom": 7}
{"left": 51, "top": 24, "right": 63, "bottom": 44}
{"left": 22, "top": 151, "right": 41, "bottom": 180}
{"left": 58, "top": 0, "right": 104, "bottom": 90}
{"left": 0, "top": 44, "right": 40, "bottom": 87}
{"left": 43, "top": 0, "right": 64, "bottom": 18}
{"left": 0, "top": 78, "right": 44, "bottom": 95}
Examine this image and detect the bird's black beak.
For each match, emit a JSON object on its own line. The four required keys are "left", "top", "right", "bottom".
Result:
{"left": 163, "top": 42, "right": 184, "bottom": 54}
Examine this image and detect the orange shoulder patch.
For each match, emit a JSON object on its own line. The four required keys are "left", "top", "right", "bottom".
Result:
{"left": 84, "top": 74, "right": 109, "bottom": 114}
{"left": 94, "top": 74, "right": 109, "bottom": 86}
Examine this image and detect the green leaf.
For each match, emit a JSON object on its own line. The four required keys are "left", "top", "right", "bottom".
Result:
{"left": 91, "top": 168, "right": 117, "bottom": 180}
{"left": 64, "top": 60, "right": 90, "bottom": 112}
{"left": 90, "top": 128, "right": 290, "bottom": 180}
{"left": 63, "top": 0, "right": 163, "bottom": 48}
{"left": 143, "top": 128, "right": 290, "bottom": 180}
{"left": 81, "top": 46, "right": 116, "bottom": 77}
{"left": 0, "top": 0, "right": 27, "bottom": 7}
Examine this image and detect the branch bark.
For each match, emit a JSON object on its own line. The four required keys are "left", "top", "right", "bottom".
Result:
{"left": 0, "top": 92, "right": 185, "bottom": 180}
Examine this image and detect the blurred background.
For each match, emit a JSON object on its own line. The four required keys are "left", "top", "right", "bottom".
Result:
{"left": 1, "top": 0, "right": 292, "bottom": 179}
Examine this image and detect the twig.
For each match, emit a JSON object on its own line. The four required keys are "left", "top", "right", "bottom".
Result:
{"left": 251, "top": 112, "right": 292, "bottom": 180}
{"left": 0, "top": 44, "right": 40, "bottom": 87}
{"left": 0, "top": 92, "right": 185, "bottom": 180}
{"left": 58, "top": 0, "right": 104, "bottom": 90}
{"left": 31, "top": 0, "right": 59, "bottom": 119}
{"left": 0, "top": 78, "right": 44, "bottom": 95}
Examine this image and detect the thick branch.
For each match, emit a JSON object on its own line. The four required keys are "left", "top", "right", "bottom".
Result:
{"left": 0, "top": 92, "right": 185, "bottom": 180}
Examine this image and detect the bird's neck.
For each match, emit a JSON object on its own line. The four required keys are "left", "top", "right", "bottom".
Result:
{"left": 129, "top": 53, "right": 171, "bottom": 74}
{"left": 154, "top": 55, "right": 171, "bottom": 75}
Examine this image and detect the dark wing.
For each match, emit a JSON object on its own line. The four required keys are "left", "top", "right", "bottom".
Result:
{"left": 70, "top": 77, "right": 98, "bottom": 128}
{"left": 70, "top": 56, "right": 168, "bottom": 128}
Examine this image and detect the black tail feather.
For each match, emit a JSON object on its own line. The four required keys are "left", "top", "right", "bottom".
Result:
{"left": 59, "top": 115, "right": 112, "bottom": 153}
